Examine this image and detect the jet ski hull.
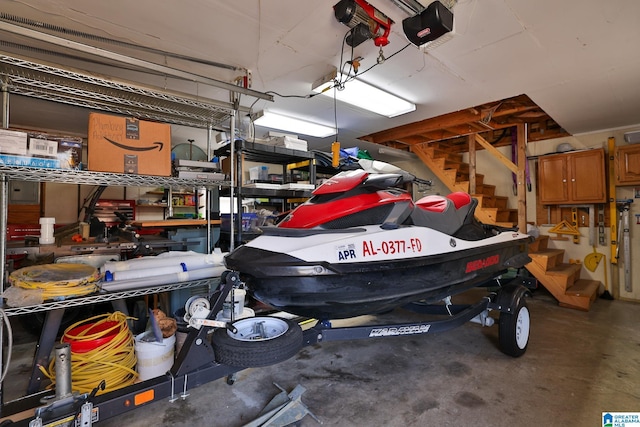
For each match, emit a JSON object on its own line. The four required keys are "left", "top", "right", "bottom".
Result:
{"left": 225, "top": 226, "right": 531, "bottom": 319}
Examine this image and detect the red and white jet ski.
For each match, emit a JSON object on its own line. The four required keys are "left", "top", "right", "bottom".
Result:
{"left": 224, "top": 166, "right": 532, "bottom": 320}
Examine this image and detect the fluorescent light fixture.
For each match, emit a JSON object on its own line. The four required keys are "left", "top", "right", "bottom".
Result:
{"left": 253, "top": 110, "right": 336, "bottom": 138}
{"left": 312, "top": 72, "right": 416, "bottom": 118}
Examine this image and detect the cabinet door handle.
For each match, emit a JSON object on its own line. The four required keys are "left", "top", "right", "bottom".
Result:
{"left": 571, "top": 178, "right": 576, "bottom": 182}
{"left": 562, "top": 179, "right": 567, "bottom": 183}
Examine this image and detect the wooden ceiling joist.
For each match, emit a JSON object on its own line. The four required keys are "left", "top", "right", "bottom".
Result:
{"left": 359, "top": 94, "right": 570, "bottom": 154}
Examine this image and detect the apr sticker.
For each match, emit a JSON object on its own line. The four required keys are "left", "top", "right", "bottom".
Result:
{"left": 336, "top": 243, "right": 357, "bottom": 261}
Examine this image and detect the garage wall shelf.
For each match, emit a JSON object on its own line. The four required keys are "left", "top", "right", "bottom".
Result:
{"left": 0, "top": 50, "right": 270, "bottom": 422}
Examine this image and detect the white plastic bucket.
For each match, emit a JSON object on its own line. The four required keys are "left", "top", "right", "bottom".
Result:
{"left": 134, "top": 332, "right": 176, "bottom": 381}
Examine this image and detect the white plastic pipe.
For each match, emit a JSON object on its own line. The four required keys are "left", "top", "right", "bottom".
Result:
{"left": 107, "top": 265, "right": 188, "bottom": 282}
{"left": 100, "top": 266, "right": 226, "bottom": 292}
{"left": 102, "top": 251, "right": 226, "bottom": 273}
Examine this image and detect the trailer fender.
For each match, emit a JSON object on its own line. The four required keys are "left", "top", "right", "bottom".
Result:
{"left": 491, "top": 283, "right": 531, "bottom": 314}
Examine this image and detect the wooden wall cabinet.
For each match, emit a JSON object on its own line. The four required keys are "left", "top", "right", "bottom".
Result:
{"left": 538, "top": 148, "right": 606, "bottom": 204}
{"left": 615, "top": 144, "right": 640, "bottom": 185}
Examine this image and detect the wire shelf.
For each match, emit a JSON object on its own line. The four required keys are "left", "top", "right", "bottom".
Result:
{"left": 0, "top": 166, "right": 229, "bottom": 188}
{"left": 0, "top": 52, "right": 241, "bottom": 128}
{"left": 2, "top": 278, "right": 218, "bottom": 316}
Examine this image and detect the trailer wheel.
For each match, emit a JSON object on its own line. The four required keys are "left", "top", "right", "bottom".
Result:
{"left": 212, "top": 317, "right": 303, "bottom": 368}
{"left": 498, "top": 298, "right": 530, "bottom": 357}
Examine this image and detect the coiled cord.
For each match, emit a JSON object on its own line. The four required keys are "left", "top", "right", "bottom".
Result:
{"left": 10, "top": 264, "right": 100, "bottom": 300}
{"left": 39, "top": 312, "right": 138, "bottom": 395}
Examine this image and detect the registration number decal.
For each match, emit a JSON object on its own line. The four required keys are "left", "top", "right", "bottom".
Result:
{"left": 362, "top": 238, "right": 422, "bottom": 257}
{"left": 337, "top": 238, "right": 423, "bottom": 261}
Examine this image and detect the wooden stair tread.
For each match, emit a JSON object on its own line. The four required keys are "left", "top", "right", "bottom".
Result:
{"left": 477, "top": 183, "right": 495, "bottom": 196}
{"left": 430, "top": 148, "right": 462, "bottom": 162}
{"left": 473, "top": 194, "right": 495, "bottom": 207}
{"left": 545, "top": 262, "right": 582, "bottom": 276}
{"left": 497, "top": 209, "right": 518, "bottom": 223}
{"left": 528, "top": 249, "right": 565, "bottom": 271}
{"left": 566, "top": 279, "right": 600, "bottom": 298}
{"left": 528, "top": 236, "right": 550, "bottom": 252}
{"left": 529, "top": 249, "right": 565, "bottom": 257}
{"left": 494, "top": 196, "right": 508, "bottom": 209}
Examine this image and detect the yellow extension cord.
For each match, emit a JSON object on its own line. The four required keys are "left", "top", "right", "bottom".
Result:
{"left": 10, "top": 263, "right": 100, "bottom": 300}
{"left": 39, "top": 312, "right": 138, "bottom": 395}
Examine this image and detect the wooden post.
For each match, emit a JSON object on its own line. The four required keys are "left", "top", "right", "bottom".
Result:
{"left": 468, "top": 134, "right": 476, "bottom": 194}
{"left": 516, "top": 124, "right": 527, "bottom": 233}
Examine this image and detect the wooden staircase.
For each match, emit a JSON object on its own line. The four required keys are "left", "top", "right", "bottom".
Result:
{"left": 412, "top": 143, "right": 517, "bottom": 226}
{"left": 525, "top": 235, "right": 601, "bottom": 311}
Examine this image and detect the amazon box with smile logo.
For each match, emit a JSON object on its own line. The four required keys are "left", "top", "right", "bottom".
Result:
{"left": 88, "top": 112, "right": 171, "bottom": 176}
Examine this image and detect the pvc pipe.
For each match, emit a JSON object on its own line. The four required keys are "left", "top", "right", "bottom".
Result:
{"left": 102, "top": 251, "right": 226, "bottom": 273}
{"left": 100, "top": 266, "right": 226, "bottom": 292}
{"left": 105, "top": 264, "right": 188, "bottom": 282}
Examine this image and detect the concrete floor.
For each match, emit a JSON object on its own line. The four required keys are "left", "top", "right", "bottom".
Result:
{"left": 5, "top": 288, "right": 640, "bottom": 426}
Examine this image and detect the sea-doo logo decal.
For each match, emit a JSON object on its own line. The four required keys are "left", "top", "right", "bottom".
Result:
{"left": 103, "top": 137, "right": 165, "bottom": 152}
{"left": 369, "top": 324, "right": 431, "bottom": 337}
{"left": 362, "top": 238, "right": 422, "bottom": 257}
{"left": 337, "top": 243, "right": 357, "bottom": 260}
{"left": 465, "top": 254, "right": 500, "bottom": 273}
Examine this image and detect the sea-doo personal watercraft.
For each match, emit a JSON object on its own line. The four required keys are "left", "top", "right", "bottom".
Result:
{"left": 225, "top": 165, "right": 532, "bottom": 320}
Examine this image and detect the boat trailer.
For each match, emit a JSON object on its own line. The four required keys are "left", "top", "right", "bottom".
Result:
{"left": 2, "top": 270, "right": 535, "bottom": 426}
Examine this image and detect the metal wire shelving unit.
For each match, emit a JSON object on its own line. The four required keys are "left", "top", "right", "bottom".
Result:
{"left": 0, "top": 51, "right": 262, "bottom": 421}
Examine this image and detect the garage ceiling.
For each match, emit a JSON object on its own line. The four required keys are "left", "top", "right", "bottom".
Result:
{"left": 0, "top": 0, "right": 639, "bottom": 154}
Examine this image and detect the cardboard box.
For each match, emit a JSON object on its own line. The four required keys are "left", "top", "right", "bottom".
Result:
{"left": 0, "top": 129, "right": 28, "bottom": 156}
{"left": 27, "top": 133, "right": 84, "bottom": 169}
{"left": 88, "top": 113, "right": 171, "bottom": 176}
{"left": 57, "top": 138, "right": 83, "bottom": 169}
{"left": 28, "top": 137, "right": 58, "bottom": 158}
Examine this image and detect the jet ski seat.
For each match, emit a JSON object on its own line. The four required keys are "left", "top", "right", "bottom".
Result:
{"left": 410, "top": 192, "right": 475, "bottom": 235}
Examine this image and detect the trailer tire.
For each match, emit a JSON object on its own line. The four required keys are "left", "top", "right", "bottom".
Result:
{"left": 212, "top": 317, "right": 303, "bottom": 368}
{"left": 498, "top": 297, "right": 530, "bottom": 357}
